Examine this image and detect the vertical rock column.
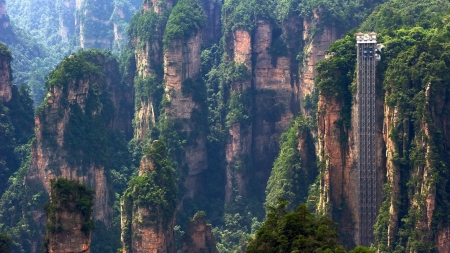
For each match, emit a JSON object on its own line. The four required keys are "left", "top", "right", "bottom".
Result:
{"left": 132, "top": 1, "right": 169, "bottom": 141}
{"left": 0, "top": 43, "right": 12, "bottom": 103}
{"left": 299, "top": 12, "right": 338, "bottom": 117}
{"left": 252, "top": 20, "right": 298, "bottom": 189}
{"left": 182, "top": 212, "right": 218, "bottom": 253}
{"left": 164, "top": 30, "right": 208, "bottom": 198}
{"left": 121, "top": 141, "right": 177, "bottom": 253}
{"left": 42, "top": 178, "right": 94, "bottom": 253}
{"left": 224, "top": 29, "right": 253, "bottom": 202}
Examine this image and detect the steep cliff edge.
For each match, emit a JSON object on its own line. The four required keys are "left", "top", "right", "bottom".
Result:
{"left": 312, "top": 35, "right": 386, "bottom": 247}
{"left": 0, "top": 42, "right": 11, "bottom": 102}
{"left": 182, "top": 212, "right": 218, "bottom": 253}
{"left": 374, "top": 36, "right": 450, "bottom": 253}
{"left": 22, "top": 50, "right": 132, "bottom": 252}
{"left": 42, "top": 178, "right": 94, "bottom": 253}
{"left": 121, "top": 141, "right": 177, "bottom": 253}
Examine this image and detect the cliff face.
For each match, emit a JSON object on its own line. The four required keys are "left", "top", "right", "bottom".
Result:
{"left": 121, "top": 141, "right": 177, "bottom": 253}
{"left": 224, "top": 17, "right": 304, "bottom": 203}
{"left": 164, "top": 31, "right": 208, "bottom": 198}
{"left": 313, "top": 35, "right": 385, "bottom": 247}
{"left": 43, "top": 178, "right": 94, "bottom": 253}
{"left": 300, "top": 15, "right": 338, "bottom": 117}
{"left": 316, "top": 94, "right": 359, "bottom": 246}
{"left": 375, "top": 41, "right": 450, "bottom": 252}
{"left": 252, "top": 19, "right": 299, "bottom": 187}
{"left": 0, "top": 45, "right": 11, "bottom": 103}
{"left": 182, "top": 213, "right": 218, "bottom": 253}
{"left": 224, "top": 28, "right": 252, "bottom": 202}
{"left": 25, "top": 52, "right": 132, "bottom": 251}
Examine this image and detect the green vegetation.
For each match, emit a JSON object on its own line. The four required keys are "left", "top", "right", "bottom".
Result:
{"left": 44, "top": 178, "right": 95, "bottom": 234}
{"left": 163, "top": 0, "right": 206, "bottom": 46}
{"left": 0, "top": 43, "right": 34, "bottom": 195}
{"left": 222, "top": 0, "right": 274, "bottom": 32}
{"left": 121, "top": 140, "right": 177, "bottom": 250}
{"left": 265, "top": 117, "right": 317, "bottom": 211}
{"left": 0, "top": 233, "right": 12, "bottom": 253}
{"left": 373, "top": 28, "right": 450, "bottom": 252}
{"left": 246, "top": 200, "right": 349, "bottom": 253}
{"left": 316, "top": 34, "right": 356, "bottom": 146}
{"left": 0, "top": 43, "right": 12, "bottom": 59}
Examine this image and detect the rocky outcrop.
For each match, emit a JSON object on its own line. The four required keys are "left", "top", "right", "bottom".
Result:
{"left": 225, "top": 19, "right": 302, "bottom": 203}
{"left": 0, "top": 43, "right": 11, "bottom": 102}
{"left": 200, "top": 0, "right": 222, "bottom": 47}
{"left": 224, "top": 29, "right": 252, "bottom": 202}
{"left": 164, "top": 31, "right": 208, "bottom": 198}
{"left": 182, "top": 213, "right": 218, "bottom": 253}
{"left": 121, "top": 141, "right": 177, "bottom": 253}
{"left": 252, "top": 19, "right": 299, "bottom": 187}
{"left": 143, "top": 0, "right": 174, "bottom": 14}
{"left": 300, "top": 13, "right": 338, "bottom": 117}
{"left": 316, "top": 94, "right": 359, "bottom": 247}
{"left": 43, "top": 178, "right": 94, "bottom": 253}
{"left": 26, "top": 51, "right": 132, "bottom": 232}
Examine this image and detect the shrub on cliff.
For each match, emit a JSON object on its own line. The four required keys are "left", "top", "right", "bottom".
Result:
{"left": 163, "top": 0, "right": 206, "bottom": 46}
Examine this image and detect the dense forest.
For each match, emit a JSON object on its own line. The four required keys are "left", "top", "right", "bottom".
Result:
{"left": 1, "top": 0, "right": 450, "bottom": 252}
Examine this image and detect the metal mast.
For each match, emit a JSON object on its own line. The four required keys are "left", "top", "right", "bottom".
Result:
{"left": 356, "top": 32, "right": 379, "bottom": 246}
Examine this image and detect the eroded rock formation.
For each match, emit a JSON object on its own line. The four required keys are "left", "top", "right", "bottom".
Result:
{"left": 26, "top": 51, "right": 132, "bottom": 234}
{"left": 182, "top": 213, "right": 218, "bottom": 253}
{"left": 121, "top": 141, "right": 177, "bottom": 253}
{"left": 0, "top": 43, "right": 11, "bottom": 102}
{"left": 42, "top": 178, "right": 94, "bottom": 253}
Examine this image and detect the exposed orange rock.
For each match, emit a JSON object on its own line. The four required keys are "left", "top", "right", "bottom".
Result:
{"left": 26, "top": 54, "right": 132, "bottom": 251}
{"left": 225, "top": 29, "right": 253, "bottom": 202}
{"left": 43, "top": 180, "right": 93, "bottom": 253}
{"left": 164, "top": 32, "right": 208, "bottom": 199}
{"left": 182, "top": 213, "right": 218, "bottom": 253}
{"left": 252, "top": 19, "right": 298, "bottom": 189}
{"left": 45, "top": 211, "right": 91, "bottom": 253}
{"left": 300, "top": 14, "right": 338, "bottom": 117}
{"left": 121, "top": 142, "right": 177, "bottom": 253}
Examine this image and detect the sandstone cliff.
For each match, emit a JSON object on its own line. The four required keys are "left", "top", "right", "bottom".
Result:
{"left": 314, "top": 36, "right": 385, "bottom": 247}
{"left": 182, "top": 212, "right": 218, "bottom": 253}
{"left": 24, "top": 51, "right": 132, "bottom": 252}
{"left": 164, "top": 30, "right": 208, "bottom": 199}
{"left": 121, "top": 141, "right": 177, "bottom": 253}
{"left": 0, "top": 43, "right": 11, "bottom": 103}
{"left": 42, "top": 178, "right": 94, "bottom": 253}
{"left": 300, "top": 14, "right": 338, "bottom": 118}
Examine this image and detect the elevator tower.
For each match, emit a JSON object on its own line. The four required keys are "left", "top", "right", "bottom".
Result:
{"left": 356, "top": 32, "right": 379, "bottom": 246}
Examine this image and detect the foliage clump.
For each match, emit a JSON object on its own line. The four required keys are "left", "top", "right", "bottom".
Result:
{"left": 265, "top": 117, "right": 316, "bottom": 211}
{"left": 0, "top": 43, "right": 12, "bottom": 60}
{"left": 163, "top": 0, "right": 206, "bottom": 46}
{"left": 0, "top": 233, "right": 12, "bottom": 253}
{"left": 246, "top": 200, "right": 347, "bottom": 253}
{"left": 44, "top": 178, "right": 95, "bottom": 235}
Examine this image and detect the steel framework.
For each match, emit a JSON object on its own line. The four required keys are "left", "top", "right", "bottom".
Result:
{"left": 356, "top": 32, "right": 378, "bottom": 246}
